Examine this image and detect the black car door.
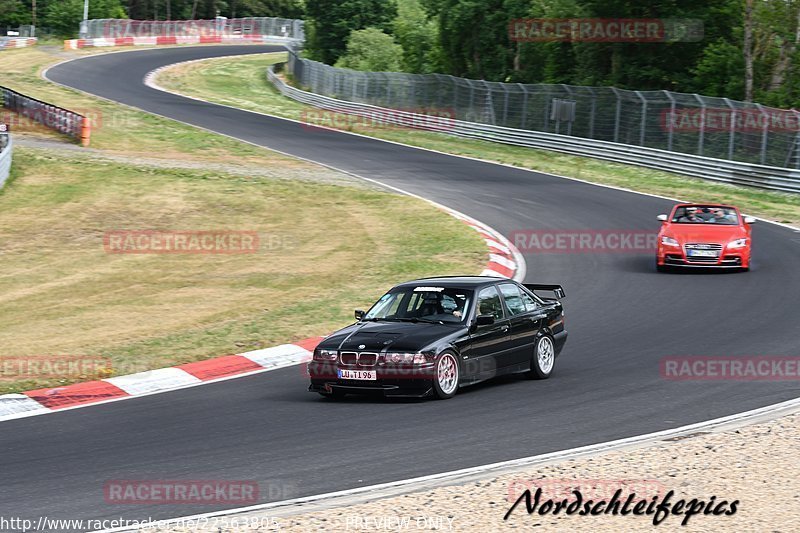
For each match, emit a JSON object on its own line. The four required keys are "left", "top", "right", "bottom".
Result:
{"left": 465, "top": 285, "right": 513, "bottom": 379}
{"left": 498, "top": 283, "right": 543, "bottom": 367}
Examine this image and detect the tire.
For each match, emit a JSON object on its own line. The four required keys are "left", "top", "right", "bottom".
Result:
{"left": 432, "top": 351, "right": 460, "bottom": 400}
{"left": 656, "top": 262, "right": 668, "bottom": 273}
{"left": 526, "top": 335, "right": 555, "bottom": 380}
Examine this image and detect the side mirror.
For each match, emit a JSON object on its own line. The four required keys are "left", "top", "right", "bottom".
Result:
{"left": 743, "top": 216, "right": 756, "bottom": 224}
{"left": 354, "top": 309, "right": 365, "bottom": 320}
{"left": 657, "top": 214, "right": 667, "bottom": 222}
{"left": 475, "top": 314, "right": 495, "bottom": 326}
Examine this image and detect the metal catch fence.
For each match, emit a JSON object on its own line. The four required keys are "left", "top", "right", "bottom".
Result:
{"left": 83, "top": 18, "right": 304, "bottom": 41}
{"left": 287, "top": 52, "right": 800, "bottom": 171}
{"left": 272, "top": 62, "right": 800, "bottom": 193}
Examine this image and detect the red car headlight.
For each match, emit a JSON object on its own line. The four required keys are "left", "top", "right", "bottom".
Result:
{"left": 727, "top": 238, "right": 748, "bottom": 249}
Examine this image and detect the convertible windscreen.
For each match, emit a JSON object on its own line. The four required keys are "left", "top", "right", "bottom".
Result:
{"left": 671, "top": 206, "right": 739, "bottom": 225}
{"left": 364, "top": 287, "right": 473, "bottom": 323}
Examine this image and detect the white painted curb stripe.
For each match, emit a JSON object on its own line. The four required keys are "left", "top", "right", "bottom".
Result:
{"left": 240, "top": 344, "right": 312, "bottom": 367}
{"left": 0, "top": 394, "right": 49, "bottom": 417}
{"left": 488, "top": 253, "right": 516, "bottom": 270}
{"left": 104, "top": 367, "right": 201, "bottom": 396}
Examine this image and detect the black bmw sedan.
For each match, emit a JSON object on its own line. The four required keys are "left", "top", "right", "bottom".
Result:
{"left": 308, "top": 276, "right": 567, "bottom": 400}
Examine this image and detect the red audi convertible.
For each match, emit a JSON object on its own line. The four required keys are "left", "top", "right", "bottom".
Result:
{"left": 656, "top": 204, "right": 755, "bottom": 272}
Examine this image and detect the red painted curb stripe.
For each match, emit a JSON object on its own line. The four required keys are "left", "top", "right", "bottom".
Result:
{"left": 24, "top": 381, "right": 129, "bottom": 410}
{"left": 486, "top": 261, "right": 515, "bottom": 277}
{"left": 178, "top": 355, "right": 263, "bottom": 381}
{"left": 294, "top": 336, "right": 325, "bottom": 352}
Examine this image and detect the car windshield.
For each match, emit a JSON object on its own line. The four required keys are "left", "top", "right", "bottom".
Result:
{"left": 671, "top": 206, "right": 739, "bottom": 225}
{"left": 363, "top": 286, "right": 473, "bottom": 324}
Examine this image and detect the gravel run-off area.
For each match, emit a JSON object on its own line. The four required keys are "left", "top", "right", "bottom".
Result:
{"left": 157, "top": 408, "right": 800, "bottom": 532}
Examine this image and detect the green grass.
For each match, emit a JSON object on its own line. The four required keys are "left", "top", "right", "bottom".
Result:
{"left": 0, "top": 47, "right": 486, "bottom": 393}
{"left": 155, "top": 53, "right": 800, "bottom": 227}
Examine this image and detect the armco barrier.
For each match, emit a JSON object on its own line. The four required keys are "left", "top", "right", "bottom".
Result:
{"left": 268, "top": 66, "right": 800, "bottom": 194}
{"left": 0, "top": 86, "right": 89, "bottom": 145}
{"left": 0, "top": 129, "right": 11, "bottom": 189}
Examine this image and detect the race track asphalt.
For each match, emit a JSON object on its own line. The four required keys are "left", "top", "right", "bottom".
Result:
{"left": 1, "top": 45, "right": 799, "bottom": 529}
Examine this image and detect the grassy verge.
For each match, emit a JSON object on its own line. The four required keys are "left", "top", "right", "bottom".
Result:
{"left": 155, "top": 53, "right": 800, "bottom": 226}
{"left": 0, "top": 46, "right": 486, "bottom": 393}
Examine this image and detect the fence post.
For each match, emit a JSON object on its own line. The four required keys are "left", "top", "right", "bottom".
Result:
{"left": 519, "top": 83, "right": 528, "bottom": 130}
{"left": 502, "top": 83, "right": 510, "bottom": 127}
{"left": 723, "top": 98, "right": 736, "bottom": 160}
{"left": 756, "top": 104, "right": 769, "bottom": 165}
{"left": 562, "top": 84, "right": 574, "bottom": 136}
{"left": 587, "top": 87, "right": 596, "bottom": 139}
{"left": 636, "top": 91, "right": 647, "bottom": 146}
{"left": 793, "top": 110, "right": 800, "bottom": 169}
{"left": 611, "top": 87, "right": 622, "bottom": 143}
{"left": 664, "top": 91, "right": 675, "bottom": 152}
{"left": 693, "top": 94, "right": 705, "bottom": 156}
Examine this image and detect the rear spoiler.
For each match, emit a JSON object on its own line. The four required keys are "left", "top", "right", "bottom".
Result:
{"left": 523, "top": 284, "right": 565, "bottom": 300}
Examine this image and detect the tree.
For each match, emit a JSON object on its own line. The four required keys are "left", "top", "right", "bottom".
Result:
{"left": 393, "top": 0, "right": 441, "bottom": 73}
{"left": 44, "top": 0, "right": 127, "bottom": 37}
{"left": 334, "top": 27, "right": 403, "bottom": 71}
{"left": 305, "top": 0, "right": 397, "bottom": 64}
{"left": 0, "top": 0, "right": 28, "bottom": 28}
{"left": 744, "top": 0, "right": 755, "bottom": 101}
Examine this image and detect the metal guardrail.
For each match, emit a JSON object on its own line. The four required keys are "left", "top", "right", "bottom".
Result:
{"left": 0, "top": 130, "right": 12, "bottom": 190}
{"left": 268, "top": 65, "right": 800, "bottom": 194}
{"left": 1, "top": 86, "right": 89, "bottom": 144}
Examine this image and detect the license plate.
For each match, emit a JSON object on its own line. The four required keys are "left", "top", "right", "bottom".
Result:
{"left": 688, "top": 249, "right": 717, "bottom": 257}
{"left": 338, "top": 369, "right": 377, "bottom": 380}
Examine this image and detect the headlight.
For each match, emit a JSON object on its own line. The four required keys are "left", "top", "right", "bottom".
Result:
{"left": 661, "top": 236, "right": 679, "bottom": 247}
{"left": 384, "top": 352, "right": 429, "bottom": 365}
{"left": 313, "top": 349, "right": 338, "bottom": 361}
{"left": 727, "top": 238, "right": 747, "bottom": 249}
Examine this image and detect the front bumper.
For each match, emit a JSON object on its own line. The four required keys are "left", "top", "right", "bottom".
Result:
{"left": 657, "top": 248, "right": 748, "bottom": 268}
{"left": 308, "top": 362, "right": 436, "bottom": 398}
